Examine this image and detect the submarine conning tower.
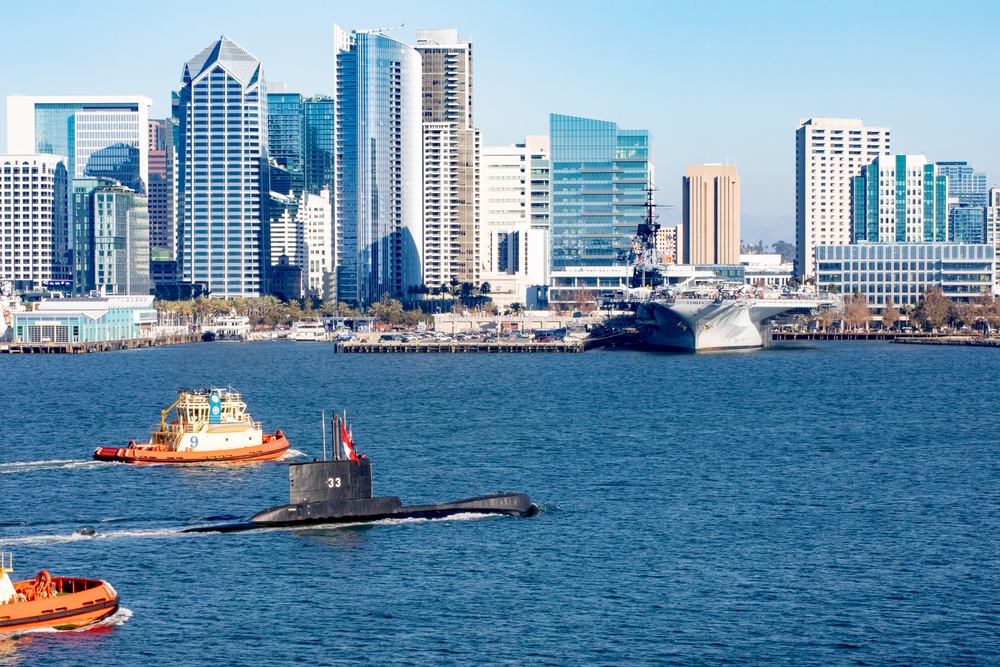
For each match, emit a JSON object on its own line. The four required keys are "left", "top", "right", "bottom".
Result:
{"left": 289, "top": 458, "right": 373, "bottom": 504}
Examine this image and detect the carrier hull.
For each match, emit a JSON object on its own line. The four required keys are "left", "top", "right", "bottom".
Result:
{"left": 636, "top": 298, "right": 826, "bottom": 351}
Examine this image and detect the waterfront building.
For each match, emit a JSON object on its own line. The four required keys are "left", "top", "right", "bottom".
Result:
{"left": 11, "top": 294, "right": 156, "bottom": 343}
{"left": 147, "top": 119, "right": 176, "bottom": 258}
{"left": 795, "top": 117, "right": 890, "bottom": 278}
{"left": 334, "top": 25, "right": 422, "bottom": 306}
{"left": 175, "top": 36, "right": 268, "bottom": 298}
{"left": 0, "top": 155, "right": 70, "bottom": 291}
{"left": 682, "top": 164, "right": 739, "bottom": 265}
{"left": 815, "top": 242, "right": 994, "bottom": 306}
{"left": 6, "top": 95, "right": 152, "bottom": 196}
{"left": 268, "top": 189, "right": 333, "bottom": 299}
{"left": 549, "top": 113, "right": 652, "bottom": 307}
{"left": 851, "top": 155, "right": 948, "bottom": 244}
{"left": 480, "top": 136, "right": 550, "bottom": 307}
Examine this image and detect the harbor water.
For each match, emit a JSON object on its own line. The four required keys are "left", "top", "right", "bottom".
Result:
{"left": 2, "top": 341, "right": 999, "bottom": 665}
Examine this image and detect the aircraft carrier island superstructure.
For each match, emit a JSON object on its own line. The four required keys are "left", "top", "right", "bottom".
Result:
{"left": 607, "top": 189, "right": 838, "bottom": 352}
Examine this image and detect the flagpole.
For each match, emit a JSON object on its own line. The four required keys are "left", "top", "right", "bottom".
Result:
{"left": 321, "top": 409, "right": 327, "bottom": 461}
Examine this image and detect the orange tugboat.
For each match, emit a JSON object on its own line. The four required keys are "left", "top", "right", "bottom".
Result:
{"left": 93, "top": 387, "right": 289, "bottom": 464}
{"left": 0, "top": 553, "right": 119, "bottom": 632}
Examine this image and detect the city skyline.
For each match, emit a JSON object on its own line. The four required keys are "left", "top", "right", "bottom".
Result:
{"left": 3, "top": 0, "right": 999, "bottom": 244}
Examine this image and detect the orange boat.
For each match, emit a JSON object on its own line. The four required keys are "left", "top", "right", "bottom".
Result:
{"left": 93, "top": 387, "right": 290, "bottom": 464}
{"left": 0, "top": 553, "right": 119, "bottom": 632}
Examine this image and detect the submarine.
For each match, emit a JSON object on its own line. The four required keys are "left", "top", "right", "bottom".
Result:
{"left": 186, "top": 413, "right": 533, "bottom": 533}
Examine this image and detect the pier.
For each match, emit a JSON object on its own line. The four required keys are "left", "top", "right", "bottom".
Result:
{"left": 0, "top": 333, "right": 203, "bottom": 354}
{"left": 772, "top": 331, "right": 913, "bottom": 341}
{"left": 337, "top": 340, "right": 586, "bottom": 353}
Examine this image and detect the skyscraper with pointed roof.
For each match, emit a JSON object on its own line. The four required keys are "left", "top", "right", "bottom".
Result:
{"left": 175, "top": 36, "right": 268, "bottom": 298}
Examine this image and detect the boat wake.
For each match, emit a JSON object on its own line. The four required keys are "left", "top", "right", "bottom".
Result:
{"left": 247, "top": 512, "right": 499, "bottom": 535}
{"left": 278, "top": 449, "right": 308, "bottom": 461}
{"left": 1, "top": 526, "right": 193, "bottom": 547}
{"left": 0, "top": 459, "right": 103, "bottom": 475}
{"left": 84, "top": 607, "right": 132, "bottom": 630}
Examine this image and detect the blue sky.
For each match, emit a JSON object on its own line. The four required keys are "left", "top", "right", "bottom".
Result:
{"left": 2, "top": 0, "right": 998, "bottom": 242}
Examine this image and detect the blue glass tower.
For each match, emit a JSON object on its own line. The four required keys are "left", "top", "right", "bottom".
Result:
{"left": 334, "top": 26, "right": 422, "bottom": 307}
{"left": 267, "top": 91, "right": 305, "bottom": 196}
{"left": 303, "top": 96, "right": 337, "bottom": 197}
{"left": 549, "top": 114, "right": 652, "bottom": 272}
{"left": 176, "top": 36, "right": 268, "bottom": 298}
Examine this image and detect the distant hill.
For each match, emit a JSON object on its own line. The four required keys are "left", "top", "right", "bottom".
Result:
{"left": 740, "top": 213, "right": 794, "bottom": 247}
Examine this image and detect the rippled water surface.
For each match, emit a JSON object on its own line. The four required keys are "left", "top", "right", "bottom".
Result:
{"left": 2, "top": 341, "right": 1000, "bottom": 666}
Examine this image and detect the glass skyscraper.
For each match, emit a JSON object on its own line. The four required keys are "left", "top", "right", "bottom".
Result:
{"left": 303, "top": 96, "right": 337, "bottom": 197}
{"left": 266, "top": 88, "right": 305, "bottom": 196}
{"left": 549, "top": 114, "right": 652, "bottom": 272}
{"left": 175, "top": 36, "right": 268, "bottom": 298}
{"left": 6, "top": 96, "right": 152, "bottom": 195}
{"left": 935, "top": 161, "right": 987, "bottom": 206}
{"left": 334, "top": 25, "right": 422, "bottom": 307}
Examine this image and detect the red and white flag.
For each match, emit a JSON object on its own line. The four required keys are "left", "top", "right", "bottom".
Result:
{"left": 340, "top": 420, "right": 359, "bottom": 464}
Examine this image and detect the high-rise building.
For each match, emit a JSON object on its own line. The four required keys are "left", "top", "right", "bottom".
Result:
{"left": 985, "top": 188, "right": 1000, "bottom": 264}
{"left": 415, "top": 29, "right": 481, "bottom": 289}
{"left": 147, "top": 119, "right": 176, "bottom": 258}
{"left": 268, "top": 189, "right": 333, "bottom": 300}
{"left": 480, "top": 136, "right": 550, "bottom": 306}
{"left": 851, "top": 155, "right": 947, "bottom": 243}
{"left": 935, "top": 161, "right": 987, "bottom": 245}
{"left": 0, "top": 155, "right": 70, "bottom": 290}
{"left": 795, "top": 117, "right": 890, "bottom": 278}
{"left": 935, "top": 161, "right": 987, "bottom": 206}
{"left": 92, "top": 185, "right": 151, "bottom": 295}
{"left": 6, "top": 96, "right": 152, "bottom": 195}
{"left": 548, "top": 113, "right": 652, "bottom": 307}
{"left": 303, "top": 96, "right": 337, "bottom": 197}
{"left": 266, "top": 84, "right": 306, "bottom": 197}
{"left": 334, "top": 25, "right": 422, "bottom": 307}
{"left": 71, "top": 177, "right": 116, "bottom": 294}
{"left": 175, "top": 36, "right": 268, "bottom": 298}
{"left": 682, "top": 164, "right": 740, "bottom": 265}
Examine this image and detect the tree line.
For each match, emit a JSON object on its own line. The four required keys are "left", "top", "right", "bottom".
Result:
{"left": 816, "top": 287, "right": 1000, "bottom": 332}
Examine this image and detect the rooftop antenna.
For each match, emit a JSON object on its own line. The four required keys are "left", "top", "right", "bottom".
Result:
{"left": 355, "top": 24, "right": 404, "bottom": 35}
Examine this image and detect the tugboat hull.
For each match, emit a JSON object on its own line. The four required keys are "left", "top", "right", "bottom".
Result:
{"left": 93, "top": 434, "right": 289, "bottom": 464}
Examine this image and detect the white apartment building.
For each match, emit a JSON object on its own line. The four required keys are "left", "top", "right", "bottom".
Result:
{"left": 988, "top": 188, "right": 1000, "bottom": 286}
{"left": 416, "top": 29, "right": 481, "bottom": 289}
{"left": 0, "top": 155, "right": 70, "bottom": 289}
{"left": 852, "top": 154, "right": 948, "bottom": 243}
{"left": 481, "top": 136, "right": 550, "bottom": 307}
{"left": 270, "top": 190, "right": 333, "bottom": 299}
{"left": 795, "top": 117, "right": 890, "bottom": 278}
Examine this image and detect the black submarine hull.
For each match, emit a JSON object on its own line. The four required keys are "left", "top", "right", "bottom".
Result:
{"left": 185, "top": 493, "right": 533, "bottom": 533}
{"left": 184, "top": 456, "right": 533, "bottom": 533}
